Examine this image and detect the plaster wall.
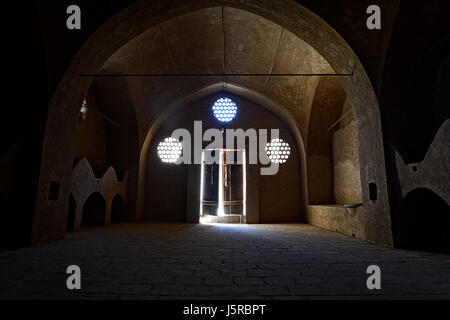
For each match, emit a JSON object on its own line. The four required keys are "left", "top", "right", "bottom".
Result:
{"left": 333, "top": 119, "right": 363, "bottom": 204}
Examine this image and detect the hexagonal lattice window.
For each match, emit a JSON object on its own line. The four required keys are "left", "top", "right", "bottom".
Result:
{"left": 212, "top": 97, "right": 238, "bottom": 123}
{"left": 265, "top": 138, "right": 291, "bottom": 164}
{"left": 157, "top": 137, "right": 183, "bottom": 163}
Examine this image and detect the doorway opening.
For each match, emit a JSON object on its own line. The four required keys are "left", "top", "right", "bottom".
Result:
{"left": 200, "top": 149, "right": 246, "bottom": 224}
{"left": 82, "top": 192, "right": 106, "bottom": 227}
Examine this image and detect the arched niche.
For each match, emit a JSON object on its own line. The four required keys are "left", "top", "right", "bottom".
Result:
{"left": 33, "top": 0, "right": 392, "bottom": 246}
{"left": 138, "top": 83, "right": 307, "bottom": 223}
{"left": 82, "top": 192, "right": 107, "bottom": 227}
{"left": 144, "top": 91, "right": 303, "bottom": 223}
{"left": 396, "top": 188, "right": 449, "bottom": 254}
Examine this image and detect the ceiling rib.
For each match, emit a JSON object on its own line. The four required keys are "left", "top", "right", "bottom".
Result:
{"left": 265, "top": 28, "right": 285, "bottom": 87}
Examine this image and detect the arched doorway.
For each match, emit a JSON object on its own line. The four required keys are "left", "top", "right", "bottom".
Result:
{"left": 145, "top": 93, "right": 303, "bottom": 223}
{"left": 396, "top": 188, "right": 450, "bottom": 254}
{"left": 32, "top": 0, "right": 392, "bottom": 246}
{"left": 66, "top": 194, "right": 76, "bottom": 232}
{"left": 138, "top": 84, "right": 308, "bottom": 224}
{"left": 82, "top": 193, "right": 106, "bottom": 227}
{"left": 110, "top": 194, "right": 125, "bottom": 223}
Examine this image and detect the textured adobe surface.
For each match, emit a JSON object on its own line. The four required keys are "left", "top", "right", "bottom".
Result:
{"left": 333, "top": 120, "right": 363, "bottom": 204}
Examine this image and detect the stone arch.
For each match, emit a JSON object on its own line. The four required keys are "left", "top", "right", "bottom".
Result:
{"left": 33, "top": 0, "right": 392, "bottom": 245}
{"left": 82, "top": 192, "right": 107, "bottom": 227}
{"left": 70, "top": 157, "right": 127, "bottom": 230}
{"left": 396, "top": 188, "right": 449, "bottom": 254}
{"left": 137, "top": 82, "right": 308, "bottom": 221}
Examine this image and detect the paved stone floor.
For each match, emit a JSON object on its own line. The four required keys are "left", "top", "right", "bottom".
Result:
{"left": 0, "top": 222, "right": 449, "bottom": 300}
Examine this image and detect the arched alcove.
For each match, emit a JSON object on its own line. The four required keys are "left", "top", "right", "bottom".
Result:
{"left": 306, "top": 77, "right": 347, "bottom": 204}
{"left": 82, "top": 193, "right": 106, "bottom": 227}
{"left": 396, "top": 188, "right": 449, "bottom": 254}
{"left": 111, "top": 194, "right": 125, "bottom": 223}
{"left": 145, "top": 92, "right": 302, "bottom": 223}
{"left": 32, "top": 0, "right": 392, "bottom": 246}
{"left": 66, "top": 194, "right": 76, "bottom": 232}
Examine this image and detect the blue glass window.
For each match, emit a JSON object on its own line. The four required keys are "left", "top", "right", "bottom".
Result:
{"left": 212, "top": 98, "right": 238, "bottom": 122}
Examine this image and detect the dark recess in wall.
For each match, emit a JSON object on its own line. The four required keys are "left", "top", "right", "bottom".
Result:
{"left": 82, "top": 192, "right": 106, "bottom": 227}
{"left": 395, "top": 188, "right": 450, "bottom": 254}
{"left": 369, "top": 183, "right": 378, "bottom": 202}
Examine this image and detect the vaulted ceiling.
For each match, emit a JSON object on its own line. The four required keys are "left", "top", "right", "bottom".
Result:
{"left": 92, "top": 6, "right": 344, "bottom": 143}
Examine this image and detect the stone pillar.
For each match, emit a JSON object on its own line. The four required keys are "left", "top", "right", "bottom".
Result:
{"left": 105, "top": 201, "right": 112, "bottom": 225}
{"left": 245, "top": 164, "right": 259, "bottom": 224}
{"left": 186, "top": 164, "right": 201, "bottom": 223}
{"left": 126, "top": 166, "right": 138, "bottom": 222}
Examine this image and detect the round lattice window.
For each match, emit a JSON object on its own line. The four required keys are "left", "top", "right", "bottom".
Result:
{"left": 212, "top": 97, "right": 238, "bottom": 122}
{"left": 157, "top": 137, "right": 183, "bottom": 163}
{"left": 265, "top": 138, "right": 291, "bottom": 164}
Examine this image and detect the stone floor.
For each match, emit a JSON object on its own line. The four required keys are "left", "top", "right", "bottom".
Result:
{"left": 0, "top": 222, "right": 449, "bottom": 300}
